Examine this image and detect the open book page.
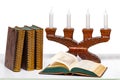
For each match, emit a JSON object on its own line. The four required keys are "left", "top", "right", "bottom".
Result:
{"left": 49, "top": 52, "right": 79, "bottom": 70}
{"left": 70, "top": 60, "right": 100, "bottom": 71}
{"left": 69, "top": 61, "right": 79, "bottom": 70}
{"left": 48, "top": 62, "right": 69, "bottom": 70}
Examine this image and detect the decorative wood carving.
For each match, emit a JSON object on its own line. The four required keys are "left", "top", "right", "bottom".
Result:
{"left": 45, "top": 27, "right": 111, "bottom": 63}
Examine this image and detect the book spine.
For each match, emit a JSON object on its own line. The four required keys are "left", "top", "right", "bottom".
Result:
{"left": 35, "top": 29, "right": 43, "bottom": 69}
{"left": 14, "top": 30, "right": 25, "bottom": 72}
{"left": 21, "top": 30, "right": 28, "bottom": 70}
{"left": 27, "top": 30, "right": 35, "bottom": 70}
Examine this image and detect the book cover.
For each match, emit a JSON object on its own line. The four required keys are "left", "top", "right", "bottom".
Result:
{"left": 30, "top": 25, "right": 43, "bottom": 70}
{"left": 21, "top": 26, "right": 35, "bottom": 71}
{"left": 5, "top": 27, "right": 25, "bottom": 72}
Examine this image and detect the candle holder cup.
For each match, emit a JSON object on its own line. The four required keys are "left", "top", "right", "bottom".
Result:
{"left": 63, "top": 28, "right": 74, "bottom": 39}
{"left": 45, "top": 27, "right": 111, "bottom": 63}
{"left": 46, "top": 27, "right": 56, "bottom": 36}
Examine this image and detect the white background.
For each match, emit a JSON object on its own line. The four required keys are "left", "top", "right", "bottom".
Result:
{"left": 0, "top": 0, "right": 119, "bottom": 54}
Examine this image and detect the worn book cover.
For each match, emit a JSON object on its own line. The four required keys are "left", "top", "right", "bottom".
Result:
{"left": 5, "top": 27, "right": 25, "bottom": 72}
{"left": 30, "top": 25, "right": 43, "bottom": 70}
{"left": 21, "top": 26, "right": 35, "bottom": 71}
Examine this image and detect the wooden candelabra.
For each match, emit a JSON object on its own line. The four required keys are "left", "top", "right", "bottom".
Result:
{"left": 45, "top": 27, "right": 111, "bottom": 63}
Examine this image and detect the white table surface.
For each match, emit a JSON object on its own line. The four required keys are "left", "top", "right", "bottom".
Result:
{"left": 0, "top": 54, "right": 120, "bottom": 79}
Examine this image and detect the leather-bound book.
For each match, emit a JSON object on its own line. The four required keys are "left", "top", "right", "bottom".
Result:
{"left": 5, "top": 27, "right": 25, "bottom": 72}
{"left": 30, "top": 25, "right": 43, "bottom": 70}
{"left": 21, "top": 26, "right": 35, "bottom": 71}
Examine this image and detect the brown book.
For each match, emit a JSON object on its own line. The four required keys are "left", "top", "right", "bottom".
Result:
{"left": 5, "top": 27, "right": 25, "bottom": 72}
{"left": 40, "top": 52, "right": 107, "bottom": 77}
{"left": 21, "top": 26, "right": 35, "bottom": 71}
{"left": 30, "top": 25, "right": 43, "bottom": 70}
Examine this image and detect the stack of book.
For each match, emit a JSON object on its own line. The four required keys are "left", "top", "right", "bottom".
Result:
{"left": 5, "top": 25, "right": 43, "bottom": 72}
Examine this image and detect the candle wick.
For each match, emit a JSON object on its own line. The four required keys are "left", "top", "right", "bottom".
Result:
{"left": 87, "top": 9, "right": 90, "bottom": 15}
{"left": 104, "top": 10, "right": 107, "bottom": 15}
{"left": 68, "top": 9, "right": 71, "bottom": 15}
{"left": 105, "top": 9, "right": 107, "bottom": 13}
{"left": 50, "top": 9, "right": 53, "bottom": 15}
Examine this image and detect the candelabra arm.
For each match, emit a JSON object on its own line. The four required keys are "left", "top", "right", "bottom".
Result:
{"left": 79, "top": 28, "right": 111, "bottom": 48}
{"left": 79, "top": 36, "right": 110, "bottom": 48}
{"left": 47, "top": 35, "right": 78, "bottom": 47}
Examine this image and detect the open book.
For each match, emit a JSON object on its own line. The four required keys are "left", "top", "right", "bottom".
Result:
{"left": 40, "top": 52, "right": 107, "bottom": 77}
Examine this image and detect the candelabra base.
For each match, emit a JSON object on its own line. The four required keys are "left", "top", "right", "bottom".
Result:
{"left": 68, "top": 47, "right": 101, "bottom": 63}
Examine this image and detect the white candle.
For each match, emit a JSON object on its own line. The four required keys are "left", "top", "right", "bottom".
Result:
{"left": 86, "top": 9, "right": 90, "bottom": 28}
{"left": 67, "top": 10, "right": 71, "bottom": 28}
{"left": 49, "top": 9, "right": 53, "bottom": 27}
{"left": 104, "top": 10, "right": 108, "bottom": 29}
